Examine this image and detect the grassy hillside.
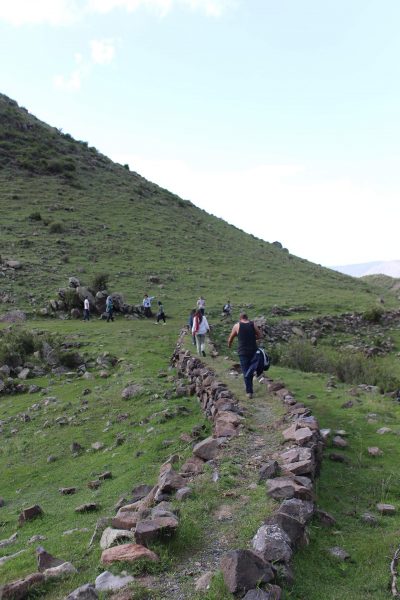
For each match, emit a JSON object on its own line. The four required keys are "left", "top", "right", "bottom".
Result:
{"left": 1, "top": 93, "right": 400, "bottom": 600}
{"left": 0, "top": 93, "right": 393, "bottom": 318}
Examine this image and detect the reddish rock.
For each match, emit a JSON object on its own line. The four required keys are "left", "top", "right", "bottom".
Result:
{"left": 101, "top": 543, "right": 159, "bottom": 565}
{"left": 18, "top": 504, "right": 43, "bottom": 525}
{"left": 111, "top": 511, "right": 140, "bottom": 530}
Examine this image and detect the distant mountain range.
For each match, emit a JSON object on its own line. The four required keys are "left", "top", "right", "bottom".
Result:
{"left": 332, "top": 260, "right": 400, "bottom": 278}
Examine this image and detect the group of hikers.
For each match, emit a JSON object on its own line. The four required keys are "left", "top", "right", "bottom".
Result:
{"left": 83, "top": 292, "right": 264, "bottom": 398}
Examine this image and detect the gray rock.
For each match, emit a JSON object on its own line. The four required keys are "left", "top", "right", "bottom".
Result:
{"left": 376, "top": 503, "right": 396, "bottom": 515}
{"left": 193, "top": 436, "right": 220, "bottom": 461}
{"left": 99, "top": 527, "right": 135, "bottom": 550}
{"left": 43, "top": 561, "right": 77, "bottom": 579}
{"left": 121, "top": 384, "right": 143, "bottom": 399}
{"left": 95, "top": 570, "right": 134, "bottom": 592}
{"left": 37, "top": 546, "right": 65, "bottom": 572}
{"left": 361, "top": 512, "right": 379, "bottom": 526}
{"left": 329, "top": 546, "right": 350, "bottom": 561}
{"left": 0, "top": 532, "right": 18, "bottom": 549}
{"left": 252, "top": 524, "right": 292, "bottom": 563}
{"left": 259, "top": 460, "right": 280, "bottom": 481}
{"left": 220, "top": 549, "right": 274, "bottom": 594}
{"left": 65, "top": 584, "right": 99, "bottom": 599}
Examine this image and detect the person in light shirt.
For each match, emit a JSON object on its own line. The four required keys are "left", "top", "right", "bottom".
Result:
{"left": 192, "top": 309, "right": 210, "bottom": 357}
{"left": 83, "top": 296, "right": 90, "bottom": 321}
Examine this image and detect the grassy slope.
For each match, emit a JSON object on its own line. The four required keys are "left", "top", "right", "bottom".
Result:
{"left": 0, "top": 93, "right": 395, "bottom": 318}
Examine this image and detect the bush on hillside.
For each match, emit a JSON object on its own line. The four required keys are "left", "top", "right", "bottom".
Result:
{"left": 92, "top": 273, "right": 109, "bottom": 293}
{"left": 49, "top": 222, "right": 64, "bottom": 234}
{"left": 363, "top": 306, "right": 384, "bottom": 323}
{"left": 63, "top": 288, "right": 81, "bottom": 311}
{"left": 29, "top": 211, "right": 42, "bottom": 221}
{"left": 0, "top": 328, "right": 38, "bottom": 367}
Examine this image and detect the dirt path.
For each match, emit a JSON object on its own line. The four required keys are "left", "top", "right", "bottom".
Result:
{"left": 127, "top": 354, "right": 287, "bottom": 600}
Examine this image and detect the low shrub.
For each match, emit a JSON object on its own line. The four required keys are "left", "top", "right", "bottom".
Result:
{"left": 29, "top": 211, "right": 42, "bottom": 221}
{"left": 363, "top": 306, "right": 384, "bottom": 323}
{"left": 92, "top": 272, "right": 109, "bottom": 293}
{"left": 0, "top": 328, "right": 38, "bottom": 367}
{"left": 49, "top": 222, "right": 64, "bottom": 234}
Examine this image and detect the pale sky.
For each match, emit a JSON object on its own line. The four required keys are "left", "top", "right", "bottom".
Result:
{"left": 1, "top": 0, "right": 399, "bottom": 266}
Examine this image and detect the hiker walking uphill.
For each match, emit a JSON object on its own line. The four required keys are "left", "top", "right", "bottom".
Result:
{"left": 192, "top": 309, "right": 210, "bottom": 357}
{"left": 228, "top": 312, "right": 262, "bottom": 398}
{"left": 155, "top": 301, "right": 166, "bottom": 324}
{"left": 196, "top": 296, "right": 206, "bottom": 315}
{"left": 143, "top": 294, "right": 155, "bottom": 318}
{"left": 106, "top": 294, "right": 114, "bottom": 322}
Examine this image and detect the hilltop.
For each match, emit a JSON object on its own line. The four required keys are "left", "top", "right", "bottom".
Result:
{"left": 0, "top": 92, "right": 393, "bottom": 318}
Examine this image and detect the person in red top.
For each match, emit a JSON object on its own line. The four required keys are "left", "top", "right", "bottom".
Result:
{"left": 228, "top": 312, "right": 262, "bottom": 398}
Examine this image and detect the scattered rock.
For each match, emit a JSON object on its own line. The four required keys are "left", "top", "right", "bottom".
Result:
{"left": 65, "top": 584, "right": 99, "bottom": 599}
{"left": 135, "top": 516, "right": 179, "bottom": 546}
{"left": 332, "top": 436, "right": 348, "bottom": 449}
{"left": 43, "top": 561, "right": 77, "bottom": 580}
{"left": 329, "top": 546, "right": 350, "bottom": 561}
{"left": 59, "top": 487, "right": 77, "bottom": 495}
{"left": 0, "top": 532, "right": 18, "bottom": 549}
{"left": 95, "top": 571, "right": 135, "bottom": 592}
{"left": 360, "top": 512, "right": 379, "bottom": 526}
{"left": 368, "top": 447, "right": 383, "bottom": 457}
{"left": 315, "top": 509, "right": 336, "bottom": 527}
{"left": 18, "top": 504, "right": 43, "bottom": 525}
{"left": 0, "top": 549, "right": 26, "bottom": 566}
{"left": 99, "top": 527, "right": 135, "bottom": 550}
{"left": 121, "top": 384, "right": 143, "bottom": 400}
{"left": 37, "top": 546, "right": 65, "bottom": 572}
{"left": 0, "top": 572, "right": 45, "bottom": 599}
{"left": 75, "top": 503, "right": 98, "bottom": 513}
{"left": 194, "top": 571, "right": 213, "bottom": 592}
{"left": 377, "top": 427, "right": 392, "bottom": 435}
{"left": 376, "top": 503, "right": 396, "bottom": 515}
{"left": 101, "top": 543, "right": 159, "bottom": 565}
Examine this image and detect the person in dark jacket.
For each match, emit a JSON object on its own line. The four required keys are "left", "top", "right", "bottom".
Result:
{"left": 227, "top": 312, "right": 262, "bottom": 398}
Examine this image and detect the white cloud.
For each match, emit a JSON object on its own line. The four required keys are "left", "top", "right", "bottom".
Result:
{"left": 0, "top": 0, "right": 80, "bottom": 26}
{"left": 0, "top": 0, "right": 235, "bottom": 26}
{"left": 90, "top": 39, "right": 116, "bottom": 64}
{"left": 53, "top": 40, "right": 115, "bottom": 91}
{"left": 53, "top": 55, "right": 89, "bottom": 91}
{"left": 111, "top": 153, "right": 400, "bottom": 266}
{"left": 87, "top": 0, "right": 235, "bottom": 17}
